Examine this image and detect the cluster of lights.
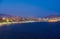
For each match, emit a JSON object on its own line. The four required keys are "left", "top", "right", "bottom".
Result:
{"left": 0, "top": 16, "right": 60, "bottom": 26}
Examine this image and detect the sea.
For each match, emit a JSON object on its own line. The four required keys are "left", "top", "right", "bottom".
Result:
{"left": 0, "top": 22, "right": 60, "bottom": 39}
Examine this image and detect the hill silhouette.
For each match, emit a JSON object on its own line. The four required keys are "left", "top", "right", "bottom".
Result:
{"left": 45, "top": 15, "right": 60, "bottom": 18}
{"left": 0, "top": 13, "right": 12, "bottom": 17}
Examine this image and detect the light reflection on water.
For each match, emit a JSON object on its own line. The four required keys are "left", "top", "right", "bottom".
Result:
{"left": 0, "top": 23, "right": 11, "bottom": 27}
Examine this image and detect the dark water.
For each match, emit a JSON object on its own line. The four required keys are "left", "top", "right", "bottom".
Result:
{"left": 0, "top": 22, "right": 60, "bottom": 39}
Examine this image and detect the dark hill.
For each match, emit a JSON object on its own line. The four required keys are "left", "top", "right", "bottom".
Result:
{"left": 45, "top": 15, "right": 60, "bottom": 18}
{"left": 0, "top": 14, "right": 12, "bottom": 17}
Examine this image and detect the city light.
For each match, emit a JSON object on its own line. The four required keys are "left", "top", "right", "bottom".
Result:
{"left": 0, "top": 16, "right": 59, "bottom": 26}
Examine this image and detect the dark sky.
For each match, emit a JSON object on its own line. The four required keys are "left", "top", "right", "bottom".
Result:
{"left": 0, "top": 0, "right": 60, "bottom": 17}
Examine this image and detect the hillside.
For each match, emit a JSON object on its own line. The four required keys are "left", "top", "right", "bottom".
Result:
{"left": 45, "top": 15, "right": 60, "bottom": 18}
{"left": 0, "top": 14, "right": 13, "bottom": 17}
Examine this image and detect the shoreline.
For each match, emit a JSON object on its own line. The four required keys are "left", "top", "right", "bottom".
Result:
{"left": 0, "top": 21, "right": 59, "bottom": 26}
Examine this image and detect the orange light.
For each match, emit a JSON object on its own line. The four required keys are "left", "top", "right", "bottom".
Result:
{"left": 0, "top": 24, "right": 3, "bottom": 26}
{"left": 48, "top": 19, "right": 57, "bottom": 22}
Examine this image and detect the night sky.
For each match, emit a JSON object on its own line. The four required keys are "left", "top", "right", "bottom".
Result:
{"left": 0, "top": 0, "right": 60, "bottom": 17}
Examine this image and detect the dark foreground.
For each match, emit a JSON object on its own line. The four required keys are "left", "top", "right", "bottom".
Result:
{"left": 0, "top": 22, "right": 60, "bottom": 39}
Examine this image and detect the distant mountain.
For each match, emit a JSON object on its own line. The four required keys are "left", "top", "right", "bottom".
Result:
{"left": 0, "top": 14, "right": 12, "bottom": 17}
{"left": 45, "top": 15, "right": 60, "bottom": 18}
{"left": 0, "top": 14, "right": 60, "bottom": 19}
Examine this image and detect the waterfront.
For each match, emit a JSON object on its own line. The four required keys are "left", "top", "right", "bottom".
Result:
{"left": 0, "top": 22, "right": 60, "bottom": 39}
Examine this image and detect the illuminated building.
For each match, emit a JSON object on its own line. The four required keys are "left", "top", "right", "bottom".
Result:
{"left": 48, "top": 19, "right": 58, "bottom": 22}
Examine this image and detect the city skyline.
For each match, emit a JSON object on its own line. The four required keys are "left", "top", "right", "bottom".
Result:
{"left": 0, "top": 13, "right": 59, "bottom": 25}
